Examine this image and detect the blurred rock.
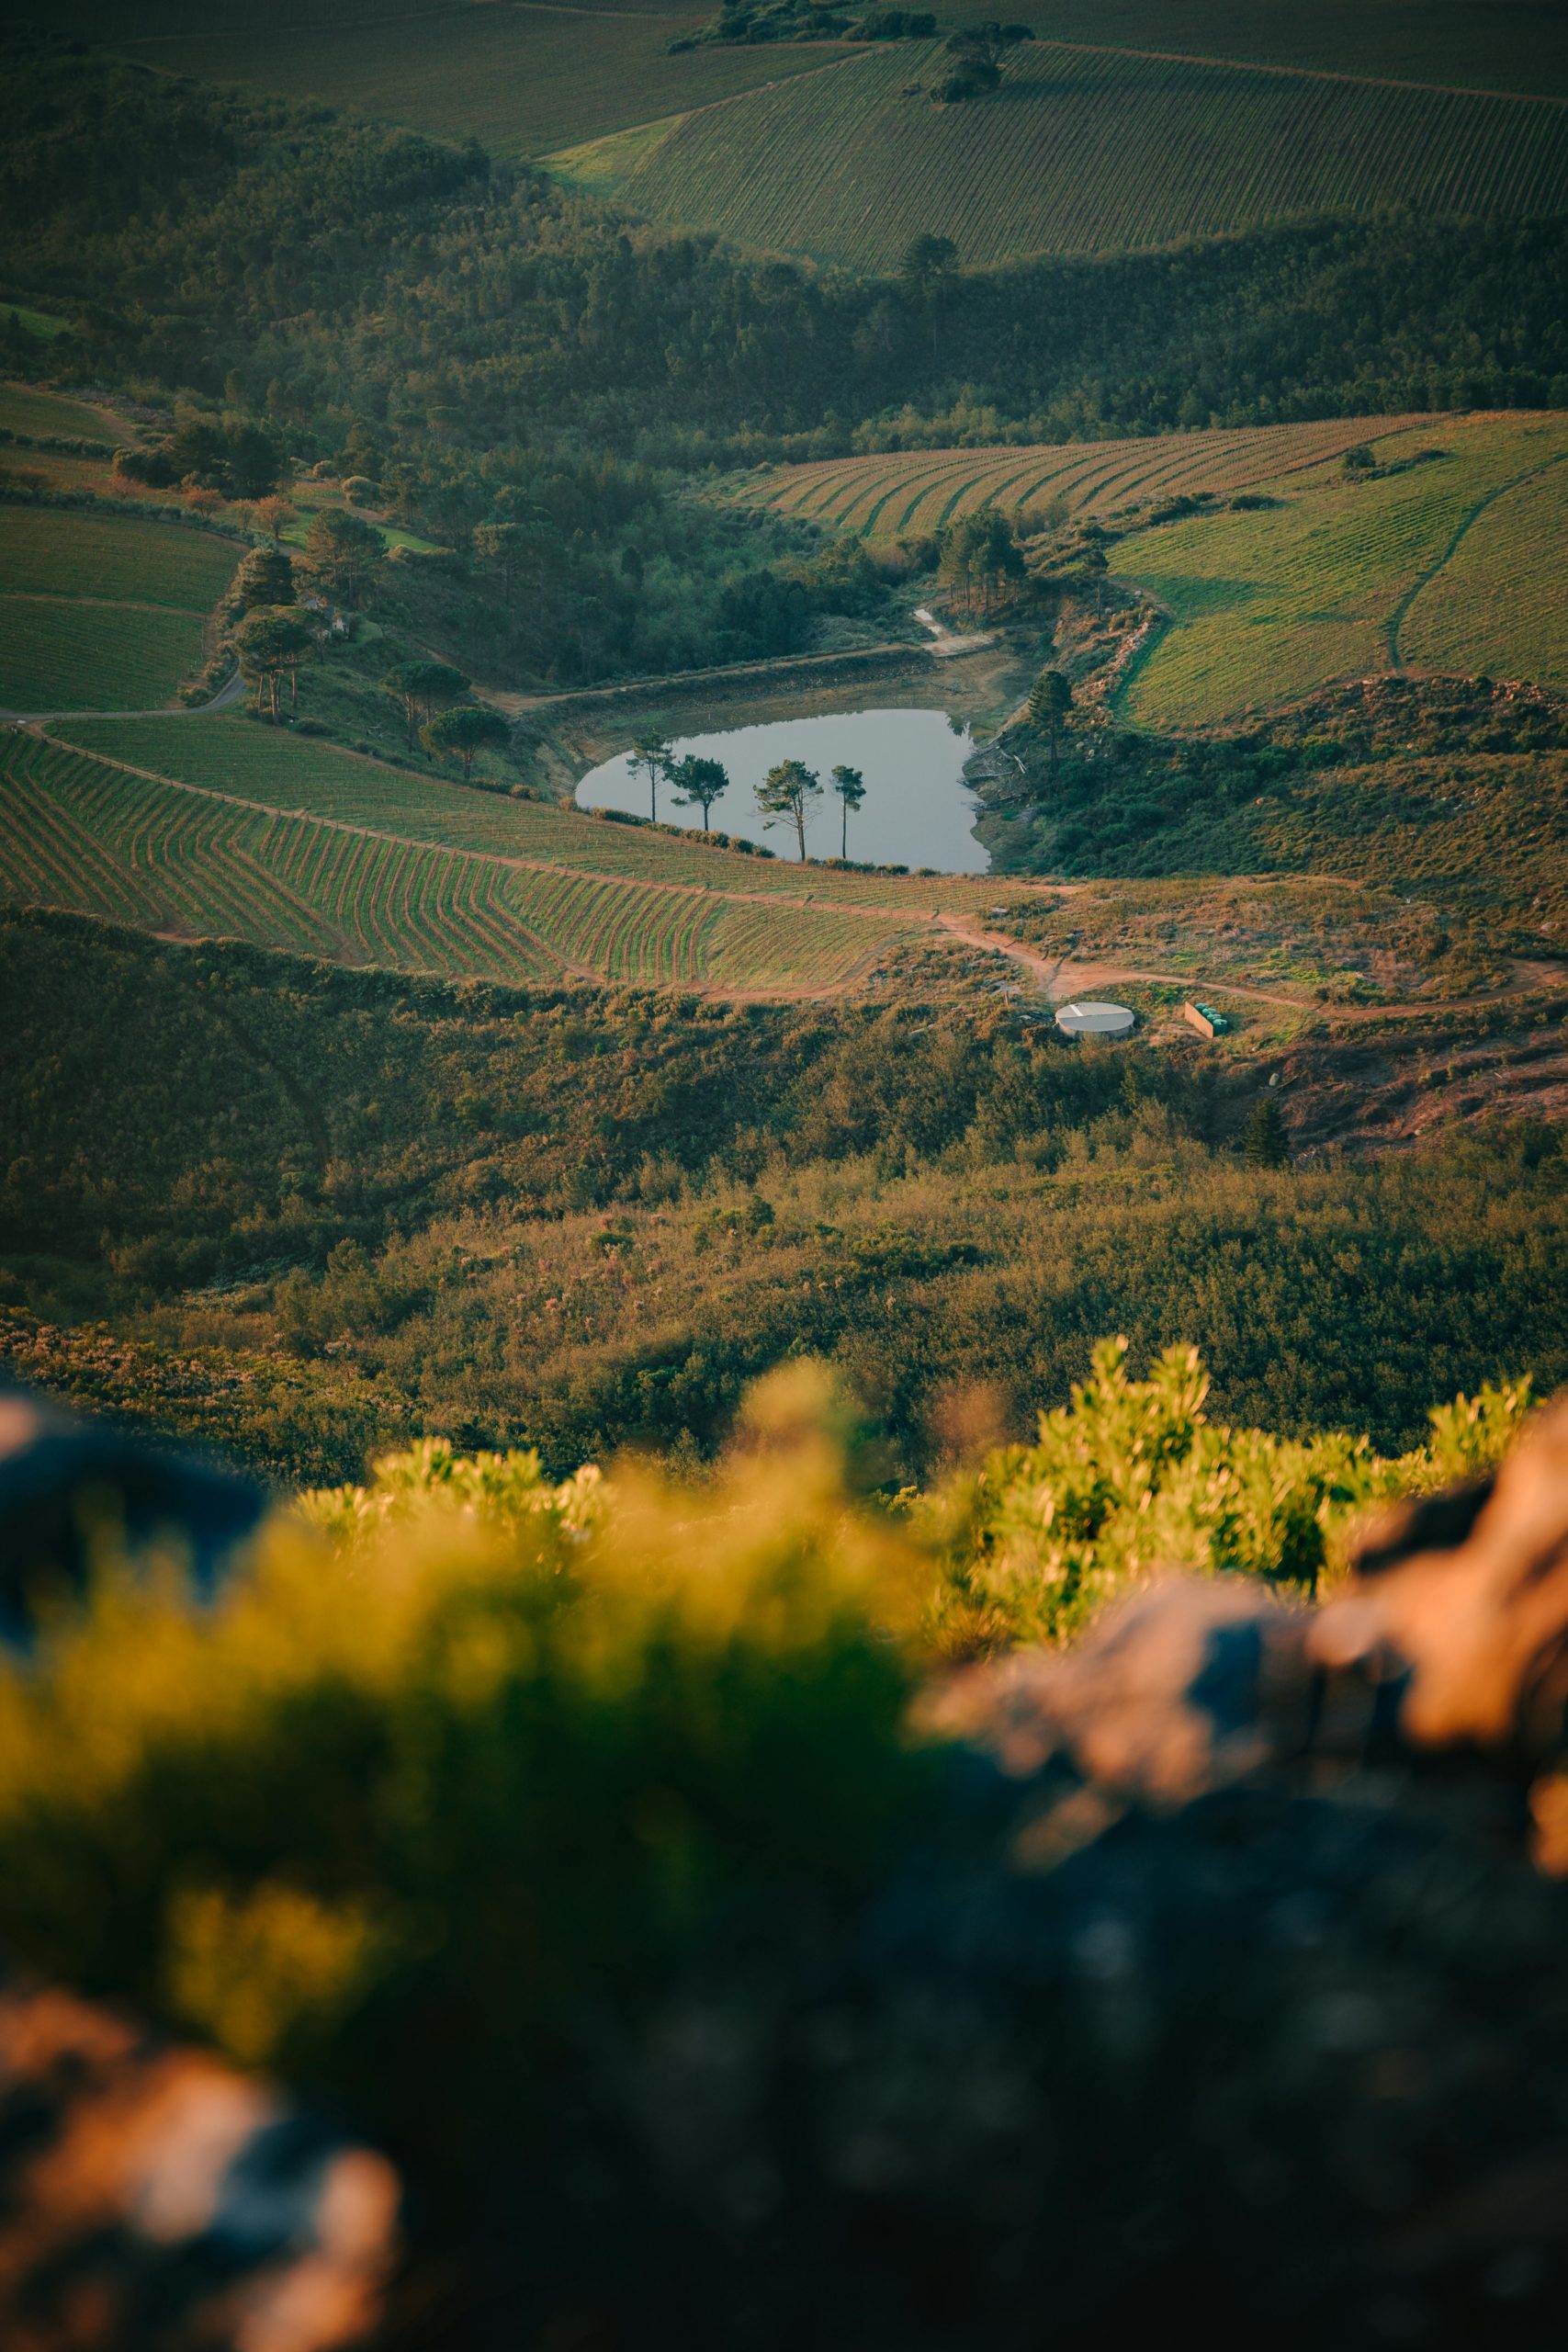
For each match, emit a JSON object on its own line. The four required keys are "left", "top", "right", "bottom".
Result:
{"left": 0, "top": 1969, "right": 398, "bottom": 2352}
{"left": 0, "top": 1382, "right": 263, "bottom": 1645}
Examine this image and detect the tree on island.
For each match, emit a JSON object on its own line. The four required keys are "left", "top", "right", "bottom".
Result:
{"left": 423, "top": 703, "right": 510, "bottom": 781}
{"left": 384, "top": 660, "right": 469, "bottom": 745}
{"left": 1027, "top": 667, "right": 1073, "bottom": 775}
{"left": 756, "top": 759, "right": 823, "bottom": 861}
{"left": 831, "top": 763, "right": 866, "bottom": 858}
{"left": 670, "top": 754, "right": 729, "bottom": 829}
{"left": 630, "top": 729, "right": 673, "bottom": 821}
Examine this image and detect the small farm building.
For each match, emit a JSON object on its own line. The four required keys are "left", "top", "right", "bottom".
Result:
{"left": 1055, "top": 1000, "right": 1134, "bottom": 1038}
{"left": 1184, "top": 1002, "right": 1231, "bottom": 1039}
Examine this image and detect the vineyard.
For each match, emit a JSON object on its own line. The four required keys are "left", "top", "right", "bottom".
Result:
{"left": 50, "top": 718, "right": 1015, "bottom": 913}
{"left": 93, "top": 6, "right": 855, "bottom": 161}
{"left": 0, "top": 505, "right": 237, "bottom": 714}
{"left": 1398, "top": 457, "right": 1568, "bottom": 686}
{"left": 732, "top": 416, "right": 1428, "bottom": 544}
{"left": 557, "top": 37, "right": 1568, "bottom": 273}
{"left": 1110, "top": 413, "right": 1568, "bottom": 726}
{"left": 0, "top": 733, "right": 921, "bottom": 994}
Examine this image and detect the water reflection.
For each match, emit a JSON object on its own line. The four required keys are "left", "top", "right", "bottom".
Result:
{"left": 575, "top": 707, "right": 987, "bottom": 874}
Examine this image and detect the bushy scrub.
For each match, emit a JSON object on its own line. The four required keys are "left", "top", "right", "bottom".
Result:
{"left": 927, "top": 1337, "right": 1532, "bottom": 1653}
{"left": 0, "top": 1367, "right": 931, "bottom": 2180}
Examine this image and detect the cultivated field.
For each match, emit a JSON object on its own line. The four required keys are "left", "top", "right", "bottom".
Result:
{"left": 86, "top": 6, "right": 855, "bottom": 160}
{"left": 0, "top": 733, "right": 920, "bottom": 993}
{"left": 0, "top": 383, "right": 122, "bottom": 444}
{"left": 1399, "top": 458, "right": 1568, "bottom": 686}
{"left": 558, "top": 38, "right": 1568, "bottom": 272}
{"left": 20, "top": 0, "right": 1568, "bottom": 96}
{"left": 1109, "top": 413, "right": 1568, "bottom": 725}
{"left": 732, "top": 417, "right": 1429, "bottom": 543}
{"left": 0, "top": 506, "right": 238, "bottom": 713}
{"left": 49, "top": 717, "right": 1018, "bottom": 912}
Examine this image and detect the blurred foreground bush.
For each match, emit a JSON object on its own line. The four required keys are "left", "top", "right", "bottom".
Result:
{"left": 0, "top": 1346, "right": 1536, "bottom": 2199}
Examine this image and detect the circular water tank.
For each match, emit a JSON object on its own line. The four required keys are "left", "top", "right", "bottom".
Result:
{"left": 1055, "top": 999, "right": 1135, "bottom": 1038}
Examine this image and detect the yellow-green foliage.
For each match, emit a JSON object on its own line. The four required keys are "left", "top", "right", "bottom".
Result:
{"left": 0, "top": 1366, "right": 930, "bottom": 2172}
{"left": 927, "top": 1338, "right": 1533, "bottom": 1651}
{"left": 0, "top": 734, "right": 916, "bottom": 991}
{"left": 0, "top": 1348, "right": 1538, "bottom": 2174}
{"left": 1111, "top": 413, "right": 1568, "bottom": 725}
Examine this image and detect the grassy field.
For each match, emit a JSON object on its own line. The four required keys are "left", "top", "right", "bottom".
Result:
{"left": 558, "top": 38, "right": 1568, "bottom": 272}
{"left": 0, "top": 506, "right": 238, "bottom": 712}
{"left": 0, "top": 382, "right": 123, "bottom": 444}
{"left": 94, "top": 7, "right": 856, "bottom": 160}
{"left": 732, "top": 417, "right": 1429, "bottom": 543}
{"left": 1108, "top": 413, "right": 1568, "bottom": 725}
{"left": 1399, "top": 458, "right": 1568, "bottom": 684}
{"left": 0, "top": 733, "right": 921, "bottom": 992}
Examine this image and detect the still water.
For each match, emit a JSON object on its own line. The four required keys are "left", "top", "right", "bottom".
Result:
{"left": 574, "top": 707, "right": 988, "bottom": 874}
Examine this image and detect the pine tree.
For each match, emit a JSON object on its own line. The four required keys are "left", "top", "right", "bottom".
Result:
{"left": 1243, "top": 1096, "right": 1289, "bottom": 1168}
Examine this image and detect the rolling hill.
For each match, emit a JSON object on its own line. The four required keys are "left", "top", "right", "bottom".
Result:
{"left": 47, "top": 6, "right": 856, "bottom": 162}
{"left": 551, "top": 38, "right": 1568, "bottom": 274}
{"left": 1107, "top": 412, "right": 1568, "bottom": 725}
{"left": 0, "top": 729, "right": 952, "bottom": 994}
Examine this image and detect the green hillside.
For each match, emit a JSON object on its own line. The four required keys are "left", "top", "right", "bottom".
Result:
{"left": 46, "top": 717, "right": 1014, "bottom": 912}
{"left": 0, "top": 732, "right": 931, "bottom": 992}
{"left": 557, "top": 39, "right": 1568, "bottom": 272}
{"left": 73, "top": 7, "right": 855, "bottom": 159}
{"left": 0, "top": 381, "right": 122, "bottom": 444}
{"left": 0, "top": 505, "right": 237, "bottom": 713}
{"left": 1108, "top": 412, "right": 1568, "bottom": 726}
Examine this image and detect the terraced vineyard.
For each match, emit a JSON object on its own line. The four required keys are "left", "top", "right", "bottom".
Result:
{"left": 0, "top": 733, "right": 921, "bottom": 993}
{"left": 51, "top": 718, "right": 1015, "bottom": 913}
{"left": 1109, "top": 413, "right": 1568, "bottom": 725}
{"left": 0, "top": 505, "right": 238, "bottom": 713}
{"left": 733, "top": 416, "right": 1427, "bottom": 544}
{"left": 556, "top": 38, "right": 1568, "bottom": 273}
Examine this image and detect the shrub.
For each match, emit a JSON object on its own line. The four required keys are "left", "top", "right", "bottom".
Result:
{"left": 926, "top": 1338, "right": 1533, "bottom": 1653}
{"left": 0, "top": 1367, "right": 931, "bottom": 2184}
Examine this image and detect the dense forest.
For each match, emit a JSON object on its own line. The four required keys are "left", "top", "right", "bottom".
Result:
{"left": 5, "top": 910, "right": 1563, "bottom": 1483}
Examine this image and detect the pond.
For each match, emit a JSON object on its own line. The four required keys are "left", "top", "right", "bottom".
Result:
{"left": 574, "top": 707, "right": 988, "bottom": 874}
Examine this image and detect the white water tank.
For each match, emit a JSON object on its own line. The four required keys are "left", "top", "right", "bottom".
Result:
{"left": 1055, "top": 1000, "right": 1134, "bottom": 1038}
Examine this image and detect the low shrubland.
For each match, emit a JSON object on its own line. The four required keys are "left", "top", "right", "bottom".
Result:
{"left": 4, "top": 911, "right": 1566, "bottom": 1487}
